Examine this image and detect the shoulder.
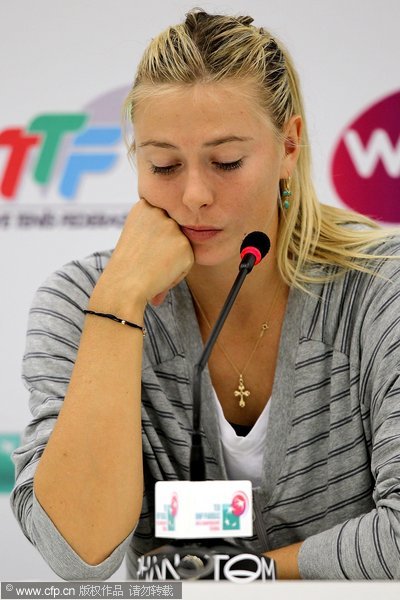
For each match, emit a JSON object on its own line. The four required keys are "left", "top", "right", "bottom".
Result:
{"left": 46, "top": 249, "right": 112, "bottom": 289}
{"left": 348, "top": 234, "right": 400, "bottom": 307}
{"left": 301, "top": 235, "right": 400, "bottom": 351}
{"left": 363, "top": 234, "right": 400, "bottom": 270}
{"left": 33, "top": 250, "right": 112, "bottom": 306}
{"left": 27, "top": 250, "right": 113, "bottom": 344}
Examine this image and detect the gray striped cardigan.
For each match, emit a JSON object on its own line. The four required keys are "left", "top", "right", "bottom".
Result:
{"left": 11, "top": 237, "right": 400, "bottom": 579}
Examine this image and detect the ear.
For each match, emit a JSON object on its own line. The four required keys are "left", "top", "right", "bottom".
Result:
{"left": 279, "top": 115, "right": 302, "bottom": 178}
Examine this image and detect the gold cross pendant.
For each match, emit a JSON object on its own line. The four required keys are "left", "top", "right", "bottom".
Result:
{"left": 234, "top": 374, "right": 251, "bottom": 408}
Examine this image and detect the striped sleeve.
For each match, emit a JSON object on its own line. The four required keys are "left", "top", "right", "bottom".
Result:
{"left": 299, "top": 250, "right": 400, "bottom": 579}
{"left": 10, "top": 253, "right": 132, "bottom": 580}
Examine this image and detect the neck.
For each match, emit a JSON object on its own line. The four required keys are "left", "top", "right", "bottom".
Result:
{"left": 186, "top": 248, "right": 285, "bottom": 326}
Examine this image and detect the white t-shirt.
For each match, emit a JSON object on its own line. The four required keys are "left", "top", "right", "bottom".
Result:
{"left": 212, "top": 389, "right": 270, "bottom": 488}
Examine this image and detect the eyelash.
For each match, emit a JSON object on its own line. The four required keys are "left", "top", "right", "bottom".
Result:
{"left": 150, "top": 159, "right": 243, "bottom": 175}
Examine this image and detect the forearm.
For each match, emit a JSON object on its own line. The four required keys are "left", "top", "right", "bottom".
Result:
{"left": 264, "top": 541, "right": 303, "bottom": 579}
{"left": 34, "top": 299, "right": 145, "bottom": 566}
{"left": 31, "top": 200, "right": 194, "bottom": 567}
{"left": 298, "top": 509, "right": 400, "bottom": 579}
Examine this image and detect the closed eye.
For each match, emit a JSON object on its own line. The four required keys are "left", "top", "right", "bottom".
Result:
{"left": 150, "top": 158, "right": 243, "bottom": 175}
{"left": 150, "top": 164, "right": 180, "bottom": 175}
{"left": 214, "top": 159, "right": 243, "bottom": 171}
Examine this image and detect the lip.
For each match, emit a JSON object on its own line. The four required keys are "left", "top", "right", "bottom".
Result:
{"left": 181, "top": 225, "right": 222, "bottom": 242}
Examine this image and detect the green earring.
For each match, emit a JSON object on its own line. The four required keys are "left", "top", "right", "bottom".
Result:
{"left": 281, "top": 178, "right": 292, "bottom": 209}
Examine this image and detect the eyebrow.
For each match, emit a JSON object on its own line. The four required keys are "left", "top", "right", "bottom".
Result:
{"left": 138, "top": 136, "right": 253, "bottom": 149}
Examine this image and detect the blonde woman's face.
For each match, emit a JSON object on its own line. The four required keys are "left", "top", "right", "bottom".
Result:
{"left": 134, "top": 82, "right": 299, "bottom": 268}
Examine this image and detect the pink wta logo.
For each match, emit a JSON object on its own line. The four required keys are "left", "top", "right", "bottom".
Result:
{"left": 231, "top": 491, "right": 248, "bottom": 517}
{"left": 330, "top": 90, "right": 400, "bottom": 223}
{"left": 170, "top": 492, "right": 178, "bottom": 518}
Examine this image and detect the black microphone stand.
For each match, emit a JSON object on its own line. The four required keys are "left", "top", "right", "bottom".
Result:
{"left": 190, "top": 252, "right": 258, "bottom": 480}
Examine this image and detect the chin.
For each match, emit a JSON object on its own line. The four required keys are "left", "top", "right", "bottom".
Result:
{"left": 192, "top": 245, "right": 238, "bottom": 269}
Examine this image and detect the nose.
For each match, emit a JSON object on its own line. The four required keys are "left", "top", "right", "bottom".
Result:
{"left": 181, "top": 167, "right": 214, "bottom": 211}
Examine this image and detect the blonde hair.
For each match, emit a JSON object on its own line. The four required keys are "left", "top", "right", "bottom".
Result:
{"left": 124, "top": 9, "right": 397, "bottom": 289}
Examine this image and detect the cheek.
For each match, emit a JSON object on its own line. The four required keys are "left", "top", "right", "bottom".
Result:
{"left": 137, "top": 170, "right": 177, "bottom": 210}
{"left": 231, "top": 178, "right": 279, "bottom": 227}
{"left": 233, "top": 171, "right": 276, "bottom": 207}
{"left": 250, "top": 161, "right": 280, "bottom": 203}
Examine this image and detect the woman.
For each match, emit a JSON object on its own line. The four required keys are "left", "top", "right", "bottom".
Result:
{"left": 11, "top": 9, "right": 400, "bottom": 580}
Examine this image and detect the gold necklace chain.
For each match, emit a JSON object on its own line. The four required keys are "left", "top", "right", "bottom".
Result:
{"left": 191, "top": 280, "right": 282, "bottom": 408}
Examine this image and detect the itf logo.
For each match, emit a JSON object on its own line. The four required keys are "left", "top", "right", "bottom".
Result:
{"left": 331, "top": 90, "right": 400, "bottom": 223}
{"left": 0, "top": 433, "right": 20, "bottom": 494}
{"left": 0, "top": 87, "right": 129, "bottom": 201}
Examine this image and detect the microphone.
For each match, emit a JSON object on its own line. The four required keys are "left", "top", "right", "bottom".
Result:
{"left": 190, "top": 231, "right": 271, "bottom": 480}
{"left": 239, "top": 231, "right": 271, "bottom": 271}
{"left": 151, "top": 231, "right": 275, "bottom": 582}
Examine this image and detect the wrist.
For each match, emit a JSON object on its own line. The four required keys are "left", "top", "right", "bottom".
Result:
{"left": 83, "top": 310, "right": 146, "bottom": 336}
{"left": 88, "top": 274, "right": 147, "bottom": 324}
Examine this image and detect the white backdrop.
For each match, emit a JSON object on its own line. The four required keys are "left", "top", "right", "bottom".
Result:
{"left": 1, "top": 0, "right": 399, "bottom": 582}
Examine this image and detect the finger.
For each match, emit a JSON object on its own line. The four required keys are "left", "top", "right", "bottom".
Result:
{"left": 149, "top": 263, "right": 193, "bottom": 306}
{"left": 149, "top": 291, "right": 169, "bottom": 307}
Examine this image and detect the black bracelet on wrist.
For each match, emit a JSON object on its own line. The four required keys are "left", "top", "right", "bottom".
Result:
{"left": 83, "top": 309, "right": 146, "bottom": 336}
